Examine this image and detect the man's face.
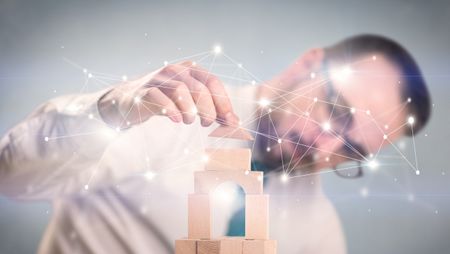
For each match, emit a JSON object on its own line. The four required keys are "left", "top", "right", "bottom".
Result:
{"left": 256, "top": 53, "right": 409, "bottom": 172}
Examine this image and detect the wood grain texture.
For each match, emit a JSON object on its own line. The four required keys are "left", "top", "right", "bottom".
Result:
{"left": 245, "top": 195, "right": 269, "bottom": 240}
{"left": 242, "top": 239, "right": 277, "bottom": 254}
{"left": 188, "top": 194, "right": 211, "bottom": 239}
{"left": 205, "top": 148, "right": 251, "bottom": 171}
{"left": 175, "top": 239, "right": 197, "bottom": 254}
{"left": 208, "top": 125, "right": 254, "bottom": 140}
{"left": 194, "top": 171, "right": 263, "bottom": 195}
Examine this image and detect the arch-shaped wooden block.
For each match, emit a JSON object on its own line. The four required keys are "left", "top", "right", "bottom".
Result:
{"left": 194, "top": 171, "right": 263, "bottom": 195}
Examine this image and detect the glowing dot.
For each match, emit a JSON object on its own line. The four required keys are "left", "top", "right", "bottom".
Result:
{"left": 144, "top": 171, "right": 156, "bottom": 180}
{"left": 84, "top": 185, "right": 89, "bottom": 190}
{"left": 384, "top": 124, "right": 389, "bottom": 130}
{"left": 435, "top": 210, "right": 439, "bottom": 214}
{"left": 281, "top": 174, "right": 289, "bottom": 183}
{"left": 415, "top": 170, "right": 420, "bottom": 175}
{"left": 183, "top": 148, "right": 189, "bottom": 155}
{"left": 213, "top": 45, "right": 222, "bottom": 54}
{"left": 369, "top": 153, "right": 374, "bottom": 158}
{"left": 266, "top": 147, "right": 271, "bottom": 152}
{"left": 331, "top": 66, "right": 353, "bottom": 81}
{"left": 161, "top": 108, "right": 167, "bottom": 114}
{"left": 383, "top": 134, "right": 388, "bottom": 140}
{"left": 408, "top": 116, "right": 415, "bottom": 125}
{"left": 112, "top": 100, "right": 116, "bottom": 105}
{"left": 122, "top": 75, "right": 128, "bottom": 81}
{"left": 238, "top": 121, "right": 242, "bottom": 126}
{"left": 310, "top": 72, "right": 316, "bottom": 79}
{"left": 245, "top": 170, "right": 250, "bottom": 175}
{"left": 178, "top": 96, "right": 183, "bottom": 101}
{"left": 258, "top": 98, "right": 271, "bottom": 107}
{"left": 192, "top": 61, "right": 197, "bottom": 66}
{"left": 360, "top": 187, "right": 369, "bottom": 197}
{"left": 134, "top": 96, "right": 141, "bottom": 104}
{"left": 304, "top": 112, "right": 310, "bottom": 117}
{"left": 325, "top": 157, "right": 330, "bottom": 162}
{"left": 407, "top": 194, "right": 415, "bottom": 202}
{"left": 372, "top": 55, "right": 377, "bottom": 60}
{"left": 202, "top": 154, "right": 209, "bottom": 162}
{"left": 368, "top": 160, "right": 379, "bottom": 170}
{"left": 191, "top": 106, "right": 198, "bottom": 114}
{"left": 83, "top": 68, "right": 87, "bottom": 73}
{"left": 322, "top": 122, "right": 331, "bottom": 131}
{"left": 350, "top": 107, "right": 356, "bottom": 114}
{"left": 257, "top": 175, "right": 263, "bottom": 181}
{"left": 88, "top": 113, "right": 94, "bottom": 119}
{"left": 313, "top": 97, "right": 318, "bottom": 103}
{"left": 44, "top": 137, "right": 49, "bottom": 142}
{"left": 407, "top": 97, "right": 412, "bottom": 103}
{"left": 237, "top": 63, "right": 243, "bottom": 68}
{"left": 115, "top": 127, "right": 121, "bottom": 133}
{"left": 88, "top": 73, "right": 93, "bottom": 78}
{"left": 163, "top": 61, "right": 168, "bottom": 66}
{"left": 277, "top": 138, "right": 282, "bottom": 144}
{"left": 126, "top": 121, "right": 131, "bottom": 126}
{"left": 251, "top": 80, "right": 256, "bottom": 85}
{"left": 366, "top": 110, "right": 371, "bottom": 115}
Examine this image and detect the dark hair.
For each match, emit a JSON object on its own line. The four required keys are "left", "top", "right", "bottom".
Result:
{"left": 325, "top": 34, "right": 431, "bottom": 135}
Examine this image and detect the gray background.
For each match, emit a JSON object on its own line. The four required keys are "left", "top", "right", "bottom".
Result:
{"left": 1, "top": 0, "right": 449, "bottom": 253}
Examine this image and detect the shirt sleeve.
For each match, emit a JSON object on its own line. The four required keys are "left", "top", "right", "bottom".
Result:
{"left": 0, "top": 88, "right": 122, "bottom": 200}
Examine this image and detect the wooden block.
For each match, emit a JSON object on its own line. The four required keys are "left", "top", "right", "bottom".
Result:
{"left": 209, "top": 125, "right": 254, "bottom": 141}
{"left": 197, "top": 238, "right": 244, "bottom": 254}
{"left": 205, "top": 148, "right": 251, "bottom": 171}
{"left": 245, "top": 195, "right": 269, "bottom": 239}
{"left": 188, "top": 194, "right": 211, "bottom": 239}
{"left": 194, "top": 171, "right": 263, "bottom": 195}
{"left": 242, "top": 239, "right": 276, "bottom": 254}
{"left": 175, "top": 239, "right": 197, "bottom": 254}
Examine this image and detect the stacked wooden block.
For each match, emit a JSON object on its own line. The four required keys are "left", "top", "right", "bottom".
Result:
{"left": 175, "top": 126, "right": 277, "bottom": 254}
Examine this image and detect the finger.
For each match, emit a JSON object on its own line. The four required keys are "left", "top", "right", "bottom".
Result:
{"left": 187, "top": 63, "right": 239, "bottom": 126}
{"left": 155, "top": 79, "right": 197, "bottom": 124}
{"left": 169, "top": 66, "right": 217, "bottom": 126}
{"left": 142, "top": 87, "right": 182, "bottom": 123}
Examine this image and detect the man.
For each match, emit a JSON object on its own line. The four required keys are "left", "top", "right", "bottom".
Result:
{"left": 0, "top": 34, "right": 430, "bottom": 253}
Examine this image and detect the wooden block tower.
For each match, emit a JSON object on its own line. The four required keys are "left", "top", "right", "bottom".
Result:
{"left": 175, "top": 125, "right": 277, "bottom": 254}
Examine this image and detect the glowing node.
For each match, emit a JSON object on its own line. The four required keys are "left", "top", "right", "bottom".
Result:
{"left": 415, "top": 170, "right": 420, "bottom": 175}
{"left": 369, "top": 153, "right": 374, "bottom": 158}
{"left": 407, "top": 194, "right": 415, "bottom": 202}
{"left": 350, "top": 107, "right": 356, "bottom": 114}
{"left": 304, "top": 111, "right": 310, "bottom": 117}
{"left": 115, "top": 127, "right": 121, "bottom": 133}
{"left": 281, "top": 174, "right": 289, "bottom": 183}
{"left": 134, "top": 96, "right": 141, "bottom": 104}
{"left": 161, "top": 108, "right": 167, "bottom": 114}
{"left": 84, "top": 185, "right": 89, "bottom": 190}
{"left": 178, "top": 96, "right": 183, "bottom": 101}
{"left": 192, "top": 61, "right": 197, "bottom": 66}
{"left": 245, "top": 170, "right": 250, "bottom": 175}
{"left": 122, "top": 75, "right": 128, "bottom": 81}
{"left": 257, "top": 175, "right": 263, "bottom": 181}
{"left": 331, "top": 66, "right": 353, "bottom": 81}
{"left": 372, "top": 55, "right": 377, "bottom": 60}
{"left": 88, "top": 73, "right": 93, "bottom": 78}
{"left": 258, "top": 98, "right": 271, "bottom": 108}
{"left": 310, "top": 72, "right": 316, "bottom": 79}
{"left": 126, "top": 121, "right": 131, "bottom": 126}
{"left": 325, "top": 156, "right": 330, "bottom": 162}
{"left": 144, "top": 171, "right": 156, "bottom": 180}
{"left": 183, "top": 148, "right": 189, "bottom": 155}
{"left": 202, "top": 154, "right": 209, "bottom": 163}
{"left": 366, "top": 110, "right": 371, "bottom": 115}
{"left": 313, "top": 97, "right": 318, "bottom": 103}
{"left": 251, "top": 80, "right": 256, "bottom": 86}
{"left": 408, "top": 116, "right": 415, "bottom": 125}
{"left": 213, "top": 45, "right": 222, "bottom": 54}
{"left": 238, "top": 121, "right": 243, "bottom": 126}
{"left": 407, "top": 97, "right": 412, "bottom": 103}
{"left": 383, "top": 134, "right": 388, "bottom": 140}
{"left": 368, "top": 160, "right": 379, "bottom": 170}
{"left": 266, "top": 147, "right": 271, "bottom": 152}
{"left": 44, "top": 136, "right": 49, "bottom": 142}
{"left": 83, "top": 68, "right": 87, "bottom": 73}
{"left": 88, "top": 113, "right": 94, "bottom": 119}
{"left": 237, "top": 63, "right": 243, "bottom": 68}
{"left": 384, "top": 124, "right": 389, "bottom": 130}
{"left": 277, "top": 138, "right": 282, "bottom": 144}
{"left": 112, "top": 100, "right": 116, "bottom": 105}
{"left": 360, "top": 187, "right": 369, "bottom": 197}
{"left": 322, "top": 122, "right": 331, "bottom": 131}
{"left": 163, "top": 61, "right": 168, "bottom": 66}
{"left": 191, "top": 106, "right": 198, "bottom": 114}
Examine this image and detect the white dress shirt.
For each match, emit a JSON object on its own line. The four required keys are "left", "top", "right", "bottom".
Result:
{"left": 0, "top": 85, "right": 346, "bottom": 254}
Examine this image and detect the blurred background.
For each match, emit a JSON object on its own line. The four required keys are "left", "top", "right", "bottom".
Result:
{"left": 1, "top": 0, "right": 449, "bottom": 253}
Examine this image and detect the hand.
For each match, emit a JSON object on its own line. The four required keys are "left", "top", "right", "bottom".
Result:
{"left": 98, "top": 61, "right": 240, "bottom": 128}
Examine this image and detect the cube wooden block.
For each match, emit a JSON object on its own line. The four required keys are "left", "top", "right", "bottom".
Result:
{"left": 188, "top": 194, "right": 211, "bottom": 239}
{"left": 245, "top": 195, "right": 269, "bottom": 239}
{"left": 205, "top": 148, "right": 251, "bottom": 171}
{"left": 175, "top": 239, "right": 197, "bottom": 254}
{"left": 194, "top": 171, "right": 263, "bottom": 195}
{"left": 242, "top": 239, "right": 276, "bottom": 254}
{"left": 197, "top": 238, "right": 244, "bottom": 254}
